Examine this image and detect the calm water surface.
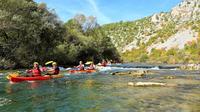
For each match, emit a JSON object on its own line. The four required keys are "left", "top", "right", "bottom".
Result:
{"left": 0, "top": 64, "right": 199, "bottom": 112}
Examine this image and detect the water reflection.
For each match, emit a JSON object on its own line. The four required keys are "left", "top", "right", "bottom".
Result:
{"left": 5, "top": 84, "right": 12, "bottom": 94}
{"left": 28, "top": 82, "right": 41, "bottom": 89}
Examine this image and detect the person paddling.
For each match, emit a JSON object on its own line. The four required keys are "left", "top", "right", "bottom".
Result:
{"left": 101, "top": 59, "right": 107, "bottom": 67}
{"left": 107, "top": 60, "right": 112, "bottom": 65}
{"left": 87, "top": 62, "right": 95, "bottom": 70}
{"left": 26, "top": 62, "right": 42, "bottom": 77}
{"left": 46, "top": 62, "right": 60, "bottom": 75}
{"left": 76, "top": 61, "right": 84, "bottom": 70}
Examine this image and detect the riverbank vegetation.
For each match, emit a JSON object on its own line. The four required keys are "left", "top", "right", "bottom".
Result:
{"left": 122, "top": 36, "right": 200, "bottom": 64}
{"left": 0, "top": 0, "right": 119, "bottom": 69}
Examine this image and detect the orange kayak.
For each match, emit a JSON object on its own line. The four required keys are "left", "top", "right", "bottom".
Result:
{"left": 7, "top": 73, "right": 64, "bottom": 82}
{"left": 68, "top": 69, "right": 96, "bottom": 74}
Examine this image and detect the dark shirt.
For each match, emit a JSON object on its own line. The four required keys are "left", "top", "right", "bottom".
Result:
{"left": 54, "top": 67, "right": 60, "bottom": 75}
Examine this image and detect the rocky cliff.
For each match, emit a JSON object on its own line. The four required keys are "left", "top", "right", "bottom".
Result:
{"left": 103, "top": 0, "right": 200, "bottom": 54}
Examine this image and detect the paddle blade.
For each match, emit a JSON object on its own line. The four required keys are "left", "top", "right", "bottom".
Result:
{"left": 85, "top": 61, "right": 93, "bottom": 65}
{"left": 6, "top": 73, "right": 20, "bottom": 80}
{"left": 45, "top": 61, "right": 54, "bottom": 65}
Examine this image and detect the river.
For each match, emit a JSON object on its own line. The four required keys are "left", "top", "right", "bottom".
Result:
{"left": 0, "top": 63, "right": 199, "bottom": 112}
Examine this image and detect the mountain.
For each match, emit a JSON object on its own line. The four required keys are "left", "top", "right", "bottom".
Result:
{"left": 102, "top": 0, "right": 200, "bottom": 63}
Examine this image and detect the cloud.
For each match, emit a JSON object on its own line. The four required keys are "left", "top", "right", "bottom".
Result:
{"left": 85, "top": 0, "right": 111, "bottom": 24}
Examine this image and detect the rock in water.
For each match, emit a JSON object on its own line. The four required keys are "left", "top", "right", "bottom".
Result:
{"left": 128, "top": 82, "right": 177, "bottom": 87}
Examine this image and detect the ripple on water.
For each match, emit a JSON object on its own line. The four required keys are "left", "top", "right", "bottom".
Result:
{"left": 0, "top": 98, "right": 12, "bottom": 107}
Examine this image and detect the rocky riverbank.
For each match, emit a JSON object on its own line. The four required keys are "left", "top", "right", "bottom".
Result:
{"left": 180, "top": 64, "right": 200, "bottom": 70}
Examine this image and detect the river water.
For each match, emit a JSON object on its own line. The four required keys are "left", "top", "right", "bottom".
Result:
{"left": 0, "top": 63, "right": 199, "bottom": 112}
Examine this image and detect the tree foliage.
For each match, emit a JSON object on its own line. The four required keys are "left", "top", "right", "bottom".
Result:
{"left": 0, "top": 0, "right": 119, "bottom": 68}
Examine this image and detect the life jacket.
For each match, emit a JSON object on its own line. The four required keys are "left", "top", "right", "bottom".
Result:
{"left": 101, "top": 62, "right": 107, "bottom": 67}
{"left": 77, "top": 64, "right": 84, "bottom": 70}
{"left": 88, "top": 64, "right": 95, "bottom": 70}
{"left": 53, "top": 67, "right": 60, "bottom": 75}
{"left": 31, "top": 68, "right": 41, "bottom": 76}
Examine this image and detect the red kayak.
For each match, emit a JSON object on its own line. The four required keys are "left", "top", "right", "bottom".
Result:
{"left": 10, "top": 76, "right": 51, "bottom": 82}
{"left": 9, "top": 74, "right": 64, "bottom": 83}
{"left": 68, "top": 69, "right": 96, "bottom": 74}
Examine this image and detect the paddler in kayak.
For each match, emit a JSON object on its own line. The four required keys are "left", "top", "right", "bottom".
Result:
{"left": 87, "top": 62, "right": 95, "bottom": 70}
{"left": 26, "top": 62, "right": 42, "bottom": 77}
{"left": 46, "top": 62, "right": 60, "bottom": 75}
{"left": 107, "top": 59, "right": 112, "bottom": 65}
{"left": 75, "top": 61, "right": 85, "bottom": 70}
{"left": 99, "top": 59, "right": 107, "bottom": 67}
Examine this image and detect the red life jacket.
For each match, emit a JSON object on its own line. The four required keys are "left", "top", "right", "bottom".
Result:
{"left": 31, "top": 68, "right": 41, "bottom": 76}
{"left": 101, "top": 62, "right": 107, "bottom": 67}
{"left": 88, "top": 64, "right": 95, "bottom": 70}
{"left": 77, "top": 64, "right": 84, "bottom": 70}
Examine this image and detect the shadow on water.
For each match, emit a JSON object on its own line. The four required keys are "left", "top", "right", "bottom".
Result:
{"left": 0, "top": 64, "right": 199, "bottom": 112}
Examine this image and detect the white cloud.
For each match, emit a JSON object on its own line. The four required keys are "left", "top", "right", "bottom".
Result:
{"left": 85, "top": 0, "right": 111, "bottom": 24}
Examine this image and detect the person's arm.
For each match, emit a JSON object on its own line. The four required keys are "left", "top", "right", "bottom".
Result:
{"left": 47, "top": 68, "right": 54, "bottom": 72}
{"left": 40, "top": 67, "right": 47, "bottom": 72}
{"left": 47, "top": 68, "right": 55, "bottom": 74}
{"left": 26, "top": 69, "right": 32, "bottom": 73}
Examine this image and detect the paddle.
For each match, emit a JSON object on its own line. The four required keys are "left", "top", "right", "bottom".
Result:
{"left": 45, "top": 61, "right": 54, "bottom": 65}
{"left": 6, "top": 71, "right": 22, "bottom": 79}
{"left": 85, "top": 61, "right": 93, "bottom": 65}
{"left": 42, "top": 61, "right": 54, "bottom": 75}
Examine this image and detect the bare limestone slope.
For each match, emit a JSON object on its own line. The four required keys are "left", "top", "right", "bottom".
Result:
{"left": 103, "top": 0, "right": 200, "bottom": 54}
{"left": 147, "top": 29, "right": 198, "bottom": 52}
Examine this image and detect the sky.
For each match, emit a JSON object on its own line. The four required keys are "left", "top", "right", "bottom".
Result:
{"left": 34, "top": 0, "right": 182, "bottom": 24}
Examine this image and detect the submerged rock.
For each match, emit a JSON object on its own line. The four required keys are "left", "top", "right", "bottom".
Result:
{"left": 128, "top": 82, "right": 177, "bottom": 87}
{"left": 112, "top": 70, "right": 153, "bottom": 77}
{"left": 164, "top": 76, "right": 176, "bottom": 79}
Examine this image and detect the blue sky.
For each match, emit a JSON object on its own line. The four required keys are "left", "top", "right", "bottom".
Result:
{"left": 34, "top": 0, "right": 182, "bottom": 24}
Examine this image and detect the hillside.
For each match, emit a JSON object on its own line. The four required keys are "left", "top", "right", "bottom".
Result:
{"left": 102, "top": 0, "right": 200, "bottom": 64}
